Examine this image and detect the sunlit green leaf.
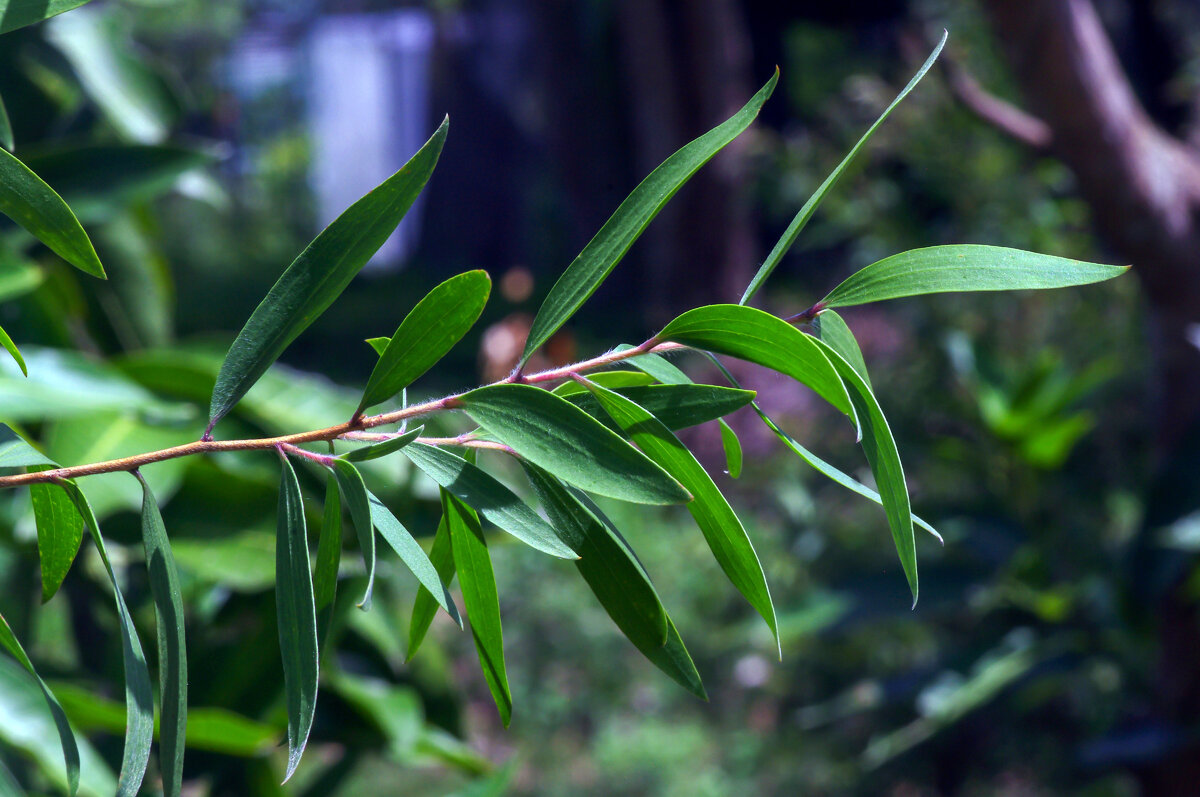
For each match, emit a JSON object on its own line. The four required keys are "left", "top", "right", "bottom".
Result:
{"left": 0, "top": 325, "right": 21, "bottom": 377}
{"left": 561, "top": 383, "right": 755, "bottom": 433}
{"left": 0, "top": 0, "right": 95, "bottom": 33}
{"left": 366, "top": 336, "right": 389, "bottom": 355}
{"left": 550, "top": 370, "right": 655, "bottom": 396}
{"left": 367, "top": 490, "right": 461, "bottom": 626}
{"left": 358, "top": 270, "right": 491, "bottom": 414}
{"left": 404, "top": 442, "right": 577, "bottom": 559}
{"left": 313, "top": 473, "right": 342, "bottom": 612}
{"left": 339, "top": 425, "right": 424, "bottom": 462}
{"left": 444, "top": 490, "right": 511, "bottom": 727}
{"left": 740, "top": 33, "right": 946, "bottom": 304}
{"left": 329, "top": 459, "right": 375, "bottom": 610}
{"left": 207, "top": 118, "right": 449, "bottom": 433}
{"left": 0, "top": 146, "right": 104, "bottom": 278}
{"left": 134, "top": 473, "right": 186, "bottom": 797}
{"left": 0, "top": 611, "right": 80, "bottom": 796}
{"left": 274, "top": 455, "right": 318, "bottom": 782}
{"left": 814, "top": 309, "right": 872, "bottom": 389}
{"left": 0, "top": 424, "right": 55, "bottom": 468}
{"left": 521, "top": 70, "right": 778, "bottom": 366}
{"left": 821, "top": 245, "right": 1129, "bottom": 309}
{"left": 60, "top": 482, "right": 153, "bottom": 797}
{"left": 582, "top": 379, "right": 779, "bottom": 651}
{"left": 657, "top": 304, "right": 857, "bottom": 427}
{"left": 719, "top": 419, "right": 742, "bottom": 478}
{"left": 29, "top": 464, "right": 83, "bottom": 602}
{"left": 459, "top": 383, "right": 690, "bottom": 505}
{"left": 407, "top": 511, "right": 456, "bottom": 661}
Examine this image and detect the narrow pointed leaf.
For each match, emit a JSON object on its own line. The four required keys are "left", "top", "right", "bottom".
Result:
{"left": 561, "top": 384, "right": 755, "bottom": 433}
{"left": 550, "top": 370, "right": 656, "bottom": 396}
{"left": 444, "top": 490, "right": 511, "bottom": 726}
{"left": 134, "top": 473, "right": 186, "bottom": 797}
{"left": 614, "top": 345, "right": 691, "bottom": 384}
{"left": 521, "top": 70, "right": 778, "bottom": 366}
{"left": 367, "top": 490, "right": 460, "bottom": 626}
{"left": 0, "top": 325, "right": 25, "bottom": 376}
{"left": 207, "top": 117, "right": 449, "bottom": 432}
{"left": 29, "top": 465, "right": 83, "bottom": 602}
{"left": 366, "top": 336, "right": 389, "bottom": 355}
{"left": 61, "top": 482, "right": 153, "bottom": 797}
{"left": 821, "top": 245, "right": 1130, "bottom": 309}
{"left": 358, "top": 270, "right": 491, "bottom": 413}
{"left": 0, "top": 611, "right": 79, "bottom": 796}
{"left": 274, "top": 455, "right": 318, "bottom": 782}
{"left": 522, "top": 464, "right": 667, "bottom": 650}
{"left": 339, "top": 425, "right": 423, "bottom": 462}
{"left": 0, "top": 424, "right": 56, "bottom": 467}
{"left": 329, "top": 459, "right": 375, "bottom": 610}
{"left": 458, "top": 383, "right": 690, "bottom": 505}
{"left": 740, "top": 32, "right": 946, "bottom": 304}
{"left": 657, "top": 304, "right": 857, "bottom": 427}
{"left": 808, "top": 337, "right": 918, "bottom": 605}
{"left": 582, "top": 379, "right": 779, "bottom": 651}
{"left": 313, "top": 473, "right": 342, "bottom": 612}
{"left": 407, "top": 511, "right": 457, "bottom": 661}
{"left": 0, "top": 93, "right": 12, "bottom": 152}
{"left": 0, "top": 146, "right": 104, "bottom": 278}
{"left": 404, "top": 442, "right": 576, "bottom": 558}
{"left": 0, "top": 0, "right": 95, "bottom": 33}
{"left": 814, "top": 310, "right": 872, "bottom": 389}
{"left": 719, "top": 419, "right": 743, "bottom": 478}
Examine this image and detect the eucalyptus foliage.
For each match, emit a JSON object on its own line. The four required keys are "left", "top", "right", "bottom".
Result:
{"left": 0, "top": 8, "right": 1129, "bottom": 793}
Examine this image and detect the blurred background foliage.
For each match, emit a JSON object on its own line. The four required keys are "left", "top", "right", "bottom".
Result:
{"left": 0, "top": 0, "right": 1192, "bottom": 794}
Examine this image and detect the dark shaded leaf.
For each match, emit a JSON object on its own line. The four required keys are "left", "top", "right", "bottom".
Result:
{"left": 313, "top": 473, "right": 342, "bottom": 612}
{"left": 329, "top": 459, "right": 375, "bottom": 610}
{"left": 0, "top": 92, "right": 11, "bottom": 151}
{"left": 367, "top": 490, "right": 461, "bottom": 626}
{"left": 407, "top": 511, "right": 456, "bottom": 661}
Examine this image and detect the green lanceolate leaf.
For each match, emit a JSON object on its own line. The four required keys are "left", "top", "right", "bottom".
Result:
{"left": 520, "top": 70, "right": 779, "bottom": 367}
{"left": 809, "top": 337, "right": 918, "bottom": 605}
{"left": 0, "top": 610, "right": 79, "bottom": 796}
{"left": 0, "top": 93, "right": 11, "bottom": 152}
{"left": 821, "top": 245, "right": 1130, "bottom": 309}
{"left": 366, "top": 336, "right": 389, "bottom": 355}
{"left": 444, "top": 490, "right": 512, "bottom": 726}
{"left": 522, "top": 464, "right": 667, "bottom": 651}
{"left": 814, "top": 309, "right": 872, "bottom": 389}
{"left": 29, "top": 465, "right": 83, "bottom": 602}
{"left": 582, "top": 379, "right": 779, "bottom": 652}
{"left": 0, "top": 324, "right": 26, "bottom": 376}
{"left": 339, "top": 425, "right": 423, "bottom": 462}
{"left": 207, "top": 118, "right": 449, "bottom": 433}
{"left": 550, "top": 370, "right": 656, "bottom": 396}
{"left": 313, "top": 473, "right": 343, "bottom": 613}
{"left": 615, "top": 345, "right": 691, "bottom": 384}
{"left": 134, "top": 473, "right": 186, "bottom": 797}
{"left": 274, "top": 455, "right": 318, "bottom": 782}
{"left": 329, "top": 459, "right": 375, "bottom": 610}
{"left": 657, "top": 304, "right": 857, "bottom": 427}
{"left": 561, "top": 383, "right": 755, "bottom": 433}
{"left": 719, "top": 419, "right": 743, "bottom": 478}
{"left": 367, "top": 490, "right": 461, "bottom": 626}
{"left": 358, "top": 270, "right": 491, "bottom": 414}
{"left": 407, "top": 510, "right": 457, "bottom": 661}
{"left": 740, "top": 32, "right": 947, "bottom": 305}
{"left": 60, "top": 482, "right": 153, "bottom": 797}
{"left": 403, "top": 442, "right": 576, "bottom": 559}
{"left": 0, "top": 146, "right": 104, "bottom": 278}
{"left": 0, "top": 0, "right": 94, "bottom": 34}
{"left": 458, "top": 383, "right": 690, "bottom": 505}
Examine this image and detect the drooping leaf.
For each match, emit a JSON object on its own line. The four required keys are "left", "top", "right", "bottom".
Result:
{"left": 821, "top": 245, "right": 1129, "bottom": 309}
{"left": 740, "top": 33, "right": 947, "bottom": 305}
{"left": 0, "top": 146, "right": 104, "bottom": 278}
{"left": 458, "top": 383, "right": 690, "bottom": 505}
{"left": 0, "top": 0, "right": 94, "bottom": 34}
{"left": 313, "top": 473, "right": 343, "bottom": 612}
{"left": 0, "top": 610, "right": 80, "bottom": 796}
{"left": 522, "top": 464, "right": 667, "bottom": 651}
{"left": 656, "top": 304, "right": 857, "bottom": 427}
{"left": 29, "top": 464, "right": 83, "bottom": 602}
{"left": 0, "top": 92, "right": 11, "bottom": 151}
{"left": 719, "top": 419, "right": 743, "bottom": 478}
{"left": 329, "top": 459, "right": 375, "bottom": 610}
{"left": 274, "top": 455, "right": 318, "bottom": 782}
{"left": 207, "top": 118, "right": 449, "bottom": 432}
{"left": 403, "top": 443, "right": 577, "bottom": 559}
{"left": 814, "top": 310, "right": 872, "bottom": 389}
{"left": 521, "top": 70, "right": 779, "bottom": 367}
{"left": 60, "top": 482, "right": 153, "bottom": 797}
{"left": 367, "top": 490, "right": 461, "bottom": 626}
{"left": 134, "top": 473, "right": 186, "bottom": 797}
{"left": 560, "top": 383, "right": 755, "bottom": 433}
{"left": 358, "top": 270, "right": 491, "bottom": 414}
{"left": 582, "top": 379, "right": 779, "bottom": 652}
{"left": 0, "top": 323, "right": 26, "bottom": 377}
{"left": 407, "top": 511, "right": 456, "bottom": 661}
{"left": 339, "top": 425, "right": 423, "bottom": 462}
{"left": 443, "top": 490, "right": 512, "bottom": 726}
